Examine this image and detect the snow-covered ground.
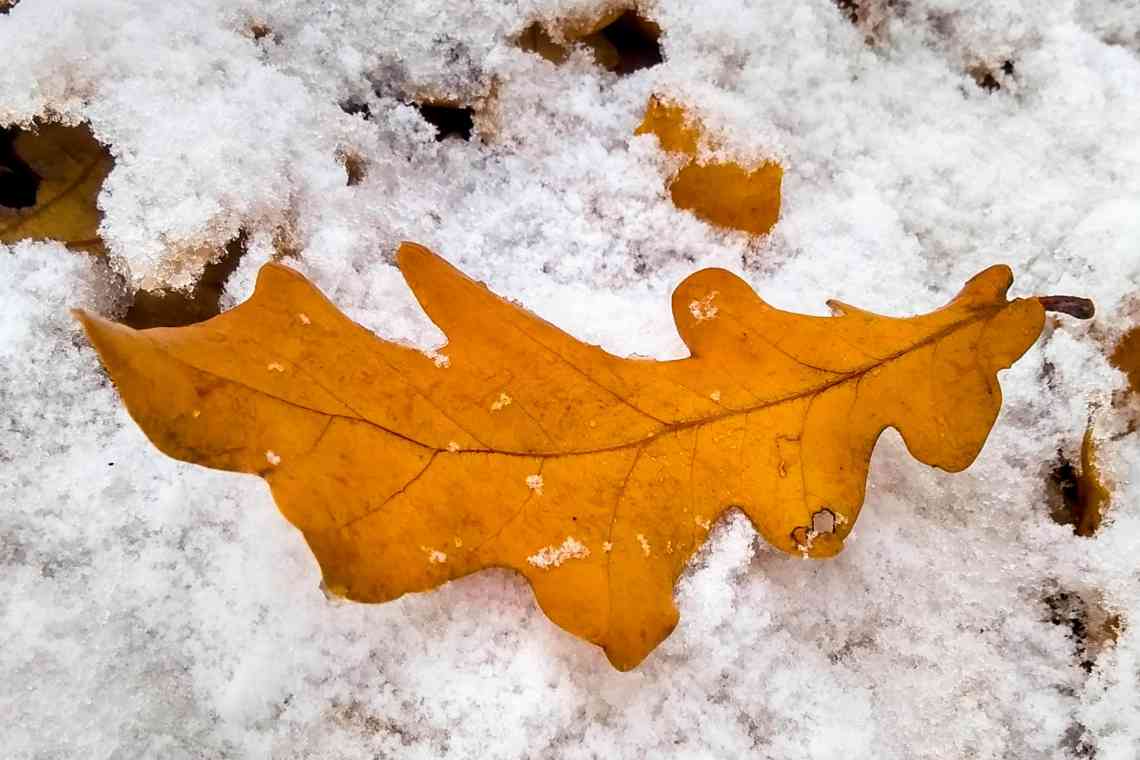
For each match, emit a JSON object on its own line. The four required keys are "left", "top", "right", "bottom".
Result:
{"left": 2, "top": 0, "right": 1139, "bottom": 757}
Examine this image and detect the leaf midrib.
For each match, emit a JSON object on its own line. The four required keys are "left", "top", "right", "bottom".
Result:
{"left": 141, "top": 301, "right": 1006, "bottom": 461}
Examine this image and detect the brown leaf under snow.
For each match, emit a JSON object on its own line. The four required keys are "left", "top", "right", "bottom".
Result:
{"left": 78, "top": 243, "right": 1081, "bottom": 669}
{"left": 0, "top": 123, "right": 113, "bottom": 254}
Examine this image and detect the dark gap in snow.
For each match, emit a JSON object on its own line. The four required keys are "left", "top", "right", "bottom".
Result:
{"left": 596, "top": 10, "right": 662, "bottom": 76}
{"left": 833, "top": 0, "right": 859, "bottom": 24}
{"left": 0, "top": 127, "right": 41, "bottom": 209}
{"left": 123, "top": 232, "right": 247, "bottom": 328}
{"left": 517, "top": 22, "right": 567, "bottom": 64}
{"left": 414, "top": 103, "right": 474, "bottom": 141}
{"left": 971, "top": 60, "right": 1015, "bottom": 92}
{"left": 0, "top": 0, "right": 20, "bottom": 15}
{"left": 517, "top": 8, "right": 662, "bottom": 75}
{"left": 1059, "top": 723, "right": 1097, "bottom": 759}
{"left": 1043, "top": 589, "right": 1122, "bottom": 675}
{"left": 1047, "top": 450, "right": 1081, "bottom": 529}
{"left": 341, "top": 152, "right": 366, "bottom": 186}
{"left": 340, "top": 100, "right": 372, "bottom": 120}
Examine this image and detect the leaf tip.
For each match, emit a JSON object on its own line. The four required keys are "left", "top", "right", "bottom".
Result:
{"left": 960, "top": 264, "right": 1014, "bottom": 304}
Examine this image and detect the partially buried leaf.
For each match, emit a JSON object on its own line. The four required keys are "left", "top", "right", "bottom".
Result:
{"left": 518, "top": 6, "right": 661, "bottom": 75}
{"left": 1075, "top": 424, "right": 1110, "bottom": 537}
{"left": 0, "top": 123, "right": 113, "bottom": 255}
{"left": 77, "top": 243, "right": 1085, "bottom": 669}
{"left": 636, "top": 96, "right": 782, "bottom": 236}
{"left": 1110, "top": 324, "right": 1140, "bottom": 396}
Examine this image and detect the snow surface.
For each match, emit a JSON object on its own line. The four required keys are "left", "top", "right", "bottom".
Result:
{"left": 2, "top": 0, "right": 1140, "bottom": 757}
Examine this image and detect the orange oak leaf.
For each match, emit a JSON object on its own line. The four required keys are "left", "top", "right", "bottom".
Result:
{"left": 75, "top": 243, "right": 1088, "bottom": 669}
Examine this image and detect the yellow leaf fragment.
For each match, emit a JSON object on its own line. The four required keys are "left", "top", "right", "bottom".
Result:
{"left": 636, "top": 96, "right": 782, "bottom": 236}
{"left": 1110, "top": 325, "right": 1140, "bottom": 397}
{"left": 0, "top": 123, "right": 113, "bottom": 254}
{"left": 78, "top": 242, "right": 1060, "bottom": 670}
{"left": 1075, "top": 425, "right": 1111, "bottom": 537}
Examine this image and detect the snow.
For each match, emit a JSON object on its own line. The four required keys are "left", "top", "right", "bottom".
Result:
{"left": 2, "top": 0, "right": 1139, "bottom": 758}
{"left": 527, "top": 536, "right": 589, "bottom": 568}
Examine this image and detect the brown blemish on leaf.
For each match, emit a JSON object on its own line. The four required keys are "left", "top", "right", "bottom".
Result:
{"left": 0, "top": 122, "right": 114, "bottom": 255}
{"left": 76, "top": 243, "right": 1077, "bottom": 670}
{"left": 636, "top": 96, "right": 782, "bottom": 236}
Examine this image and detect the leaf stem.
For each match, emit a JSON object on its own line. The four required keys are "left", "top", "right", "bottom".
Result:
{"left": 1038, "top": 295, "right": 1095, "bottom": 320}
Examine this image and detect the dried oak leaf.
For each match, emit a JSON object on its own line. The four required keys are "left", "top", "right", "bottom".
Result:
{"left": 0, "top": 123, "right": 113, "bottom": 255}
{"left": 636, "top": 96, "right": 782, "bottom": 236}
{"left": 77, "top": 243, "right": 1073, "bottom": 669}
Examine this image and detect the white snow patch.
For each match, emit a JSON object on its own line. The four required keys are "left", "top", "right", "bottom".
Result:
{"left": 527, "top": 537, "right": 590, "bottom": 569}
{"left": 525, "top": 474, "right": 544, "bottom": 495}
{"left": 688, "top": 291, "right": 720, "bottom": 321}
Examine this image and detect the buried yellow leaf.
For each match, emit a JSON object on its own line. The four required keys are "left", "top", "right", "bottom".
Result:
{"left": 636, "top": 96, "right": 782, "bottom": 236}
{"left": 75, "top": 243, "right": 1090, "bottom": 669}
{"left": 0, "top": 123, "right": 113, "bottom": 254}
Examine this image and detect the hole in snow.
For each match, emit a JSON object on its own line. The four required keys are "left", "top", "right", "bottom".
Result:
{"left": 1047, "top": 450, "right": 1081, "bottom": 528}
{"left": 413, "top": 102, "right": 475, "bottom": 141}
{"left": 0, "top": 127, "right": 42, "bottom": 210}
{"left": 340, "top": 100, "right": 372, "bottom": 120}
{"left": 249, "top": 22, "right": 273, "bottom": 42}
{"left": 339, "top": 151, "right": 366, "bottom": 186}
{"left": 0, "top": 1, "right": 20, "bottom": 15}
{"left": 517, "top": 7, "right": 662, "bottom": 76}
{"left": 1043, "top": 587, "right": 1123, "bottom": 674}
{"left": 970, "top": 60, "right": 1014, "bottom": 92}
{"left": 123, "top": 231, "right": 248, "bottom": 328}
{"left": 596, "top": 10, "right": 662, "bottom": 75}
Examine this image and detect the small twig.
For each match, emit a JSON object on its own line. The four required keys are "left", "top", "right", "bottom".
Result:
{"left": 1038, "top": 295, "right": 1095, "bottom": 320}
